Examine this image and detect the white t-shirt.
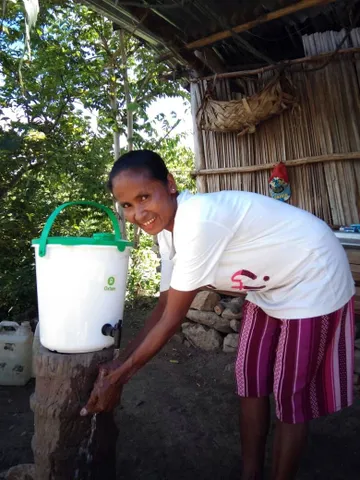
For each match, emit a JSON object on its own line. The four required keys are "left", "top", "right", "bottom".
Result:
{"left": 158, "top": 190, "right": 354, "bottom": 320}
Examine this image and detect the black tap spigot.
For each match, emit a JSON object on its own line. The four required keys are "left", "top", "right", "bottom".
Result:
{"left": 114, "top": 321, "right": 122, "bottom": 349}
{"left": 102, "top": 320, "right": 123, "bottom": 349}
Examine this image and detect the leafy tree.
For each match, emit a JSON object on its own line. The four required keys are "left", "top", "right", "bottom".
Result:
{"left": 0, "top": 0, "right": 194, "bottom": 319}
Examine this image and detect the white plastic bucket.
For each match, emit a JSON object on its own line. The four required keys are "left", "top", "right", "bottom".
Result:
{"left": 32, "top": 201, "right": 132, "bottom": 354}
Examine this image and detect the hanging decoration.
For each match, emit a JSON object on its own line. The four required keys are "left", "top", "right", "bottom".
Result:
{"left": 268, "top": 162, "right": 291, "bottom": 202}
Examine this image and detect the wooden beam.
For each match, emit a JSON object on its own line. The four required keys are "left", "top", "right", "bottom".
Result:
{"left": 193, "top": 48, "right": 247, "bottom": 89}
{"left": 191, "top": 152, "right": 360, "bottom": 177}
{"left": 186, "top": 0, "right": 338, "bottom": 50}
{"left": 194, "top": 48, "right": 227, "bottom": 74}
{"left": 191, "top": 47, "right": 360, "bottom": 82}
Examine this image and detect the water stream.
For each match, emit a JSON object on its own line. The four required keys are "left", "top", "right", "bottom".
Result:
{"left": 74, "top": 413, "right": 98, "bottom": 479}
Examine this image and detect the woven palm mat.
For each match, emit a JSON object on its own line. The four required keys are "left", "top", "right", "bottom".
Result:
{"left": 197, "top": 75, "right": 298, "bottom": 135}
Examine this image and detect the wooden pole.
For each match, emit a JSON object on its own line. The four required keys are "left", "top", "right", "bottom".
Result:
{"left": 105, "top": 29, "right": 127, "bottom": 239}
{"left": 190, "top": 82, "right": 207, "bottom": 192}
{"left": 191, "top": 152, "right": 360, "bottom": 177}
{"left": 190, "top": 48, "right": 360, "bottom": 82}
{"left": 120, "top": 29, "right": 133, "bottom": 153}
{"left": 30, "top": 341, "right": 118, "bottom": 480}
{"left": 186, "top": 0, "right": 338, "bottom": 50}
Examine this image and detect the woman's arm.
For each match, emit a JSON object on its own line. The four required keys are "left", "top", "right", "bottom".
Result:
{"left": 116, "top": 290, "right": 169, "bottom": 364}
{"left": 82, "top": 288, "right": 197, "bottom": 414}
{"left": 108, "top": 288, "right": 197, "bottom": 385}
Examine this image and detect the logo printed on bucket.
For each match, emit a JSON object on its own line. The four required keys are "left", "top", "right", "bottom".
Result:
{"left": 105, "top": 276, "right": 116, "bottom": 291}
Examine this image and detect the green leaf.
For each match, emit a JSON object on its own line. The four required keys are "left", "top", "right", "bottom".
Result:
{"left": 127, "top": 102, "right": 140, "bottom": 112}
{"left": 0, "top": 135, "right": 22, "bottom": 151}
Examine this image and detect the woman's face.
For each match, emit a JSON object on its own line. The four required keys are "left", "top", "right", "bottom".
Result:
{"left": 111, "top": 168, "right": 178, "bottom": 235}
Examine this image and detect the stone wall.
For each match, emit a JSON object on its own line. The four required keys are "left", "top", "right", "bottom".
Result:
{"left": 180, "top": 291, "right": 244, "bottom": 353}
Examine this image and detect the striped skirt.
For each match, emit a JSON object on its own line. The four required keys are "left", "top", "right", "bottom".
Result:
{"left": 235, "top": 298, "right": 355, "bottom": 424}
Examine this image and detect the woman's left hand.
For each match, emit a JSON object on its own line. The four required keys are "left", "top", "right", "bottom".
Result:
{"left": 80, "top": 363, "right": 124, "bottom": 416}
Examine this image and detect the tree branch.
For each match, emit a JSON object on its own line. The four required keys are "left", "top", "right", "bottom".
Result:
{"left": 154, "top": 118, "right": 181, "bottom": 149}
{"left": 0, "top": 160, "right": 45, "bottom": 201}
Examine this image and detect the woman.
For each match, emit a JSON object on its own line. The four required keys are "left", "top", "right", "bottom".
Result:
{"left": 81, "top": 150, "right": 355, "bottom": 480}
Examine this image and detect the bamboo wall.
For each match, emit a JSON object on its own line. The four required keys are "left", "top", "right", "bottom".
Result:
{"left": 191, "top": 30, "right": 360, "bottom": 226}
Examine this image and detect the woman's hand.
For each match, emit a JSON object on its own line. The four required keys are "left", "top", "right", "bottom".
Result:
{"left": 80, "top": 288, "right": 197, "bottom": 417}
{"left": 80, "top": 361, "right": 124, "bottom": 416}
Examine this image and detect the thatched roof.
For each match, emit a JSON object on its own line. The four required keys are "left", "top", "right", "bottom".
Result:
{"left": 82, "top": 0, "right": 360, "bottom": 75}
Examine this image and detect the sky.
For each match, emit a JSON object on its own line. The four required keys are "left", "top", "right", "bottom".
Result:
{"left": 147, "top": 96, "right": 194, "bottom": 150}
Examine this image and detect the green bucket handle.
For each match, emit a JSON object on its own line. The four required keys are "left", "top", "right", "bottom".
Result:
{"left": 38, "top": 201, "right": 128, "bottom": 257}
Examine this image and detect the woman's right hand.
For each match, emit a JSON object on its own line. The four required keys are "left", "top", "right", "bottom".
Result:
{"left": 80, "top": 359, "right": 124, "bottom": 416}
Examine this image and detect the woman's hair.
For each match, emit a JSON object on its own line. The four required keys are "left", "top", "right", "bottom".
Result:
{"left": 108, "top": 150, "right": 169, "bottom": 192}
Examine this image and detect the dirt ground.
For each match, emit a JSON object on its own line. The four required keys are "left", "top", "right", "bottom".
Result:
{"left": 1, "top": 306, "right": 360, "bottom": 479}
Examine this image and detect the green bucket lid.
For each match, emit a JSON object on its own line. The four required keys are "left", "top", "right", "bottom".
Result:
{"left": 32, "top": 201, "right": 132, "bottom": 257}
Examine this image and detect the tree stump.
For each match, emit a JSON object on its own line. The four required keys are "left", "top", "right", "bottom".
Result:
{"left": 31, "top": 340, "right": 118, "bottom": 480}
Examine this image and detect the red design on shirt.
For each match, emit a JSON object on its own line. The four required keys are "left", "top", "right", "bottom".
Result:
{"left": 231, "top": 270, "right": 270, "bottom": 291}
